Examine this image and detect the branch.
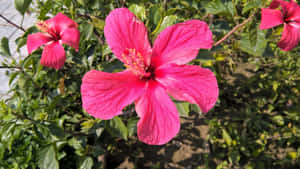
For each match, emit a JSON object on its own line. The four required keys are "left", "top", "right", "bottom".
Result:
{"left": 213, "top": 11, "right": 257, "bottom": 47}
{"left": 0, "top": 14, "right": 26, "bottom": 32}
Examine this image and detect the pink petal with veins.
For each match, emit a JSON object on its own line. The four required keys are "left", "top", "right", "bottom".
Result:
{"left": 156, "top": 64, "right": 219, "bottom": 113}
{"left": 151, "top": 20, "right": 213, "bottom": 67}
{"left": 278, "top": 23, "right": 300, "bottom": 51}
{"left": 27, "top": 32, "right": 52, "bottom": 54}
{"left": 45, "top": 13, "right": 78, "bottom": 33}
{"left": 40, "top": 42, "right": 66, "bottom": 69}
{"left": 260, "top": 8, "right": 284, "bottom": 29}
{"left": 136, "top": 81, "right": 180, "bottom": 145}
{"left": 60, "top": 27, "right": 80, "bottom": 51}
{"left": 81, "top": 70, "right": 146, "bottom": 120}
{"left": 104, "top": 8, "right": 152, "bottom": 65}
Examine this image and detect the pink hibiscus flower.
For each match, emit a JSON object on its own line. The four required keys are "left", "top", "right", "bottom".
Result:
{"left": 81, "top": 8, "right": 219, "bottom": 145}
{"left": 260, "top": 0, "right": 300, "bottom": 51}
{"left": 27, "top": 13, "right": 80, "bottom": 69}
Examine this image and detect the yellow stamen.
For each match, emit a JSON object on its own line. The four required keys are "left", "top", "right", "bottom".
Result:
{"left": 120, "top": 48, "right": 148, "bottom": 77}
{"left": 36, "top": 21, "right": 49, "bottom": 33}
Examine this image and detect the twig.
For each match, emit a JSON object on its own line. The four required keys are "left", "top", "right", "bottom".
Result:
{"left": 0, "top": 66, "right": 22, "bottom": 70}
{"left": 0, "top": 14, "right": 26, "bottom": 32}
{"left": 213, "top": 11, "right": 257, "bottom": 47}
{"left": 77, "top": 13, "right": 90, "bottom": 19}
{"left": 208, "top": 14, "right": 214, "bottom": 27}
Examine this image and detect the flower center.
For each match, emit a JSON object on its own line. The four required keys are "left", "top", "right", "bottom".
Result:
{"left": 120, "top": 48, "right": 154, "bottom": 79}
{"left": 36, "top": 21, "right": 60, "bottom": 41}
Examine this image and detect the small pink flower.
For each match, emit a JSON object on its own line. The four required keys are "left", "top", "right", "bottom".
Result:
{"left": 27, "top": 13, "right": 80, "bottom": 69}
{"left": 81, "top": 8, "right": 219, "bottom": 145}
{"left": 260, "top": 0, "right": 300, "bottom": 51}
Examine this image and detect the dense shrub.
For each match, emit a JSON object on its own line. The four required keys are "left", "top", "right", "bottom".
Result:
{"left": 0, "top": 0, "right": 299, "bottom": 168}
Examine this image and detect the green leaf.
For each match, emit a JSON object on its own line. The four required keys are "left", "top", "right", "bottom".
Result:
{"left": 272, "top": 115, "right": 284, "bottom": 126}
{"left": 77, "top": 0, "right": 90, "bottom": 6}
{"left": 129, "top": 4, "right": 146, "bottom": 20}
{"left": 108, "top": 116, "right": 128, "bottom": 140}
{"left": 48, "top": 123, "right": 65, "bottom": 138}
{"left": 15, "top": 36, "right": 27, "bottom": 52}
{"left": 149, "top": 5, "right": 162, "bottom": 26}
{"left": 0, "top": 143, "right": 5, "bottom": 159}
{"left": 155, "top": 15, "right": 177, "bottom": 35}
{"left": 68, "top": 137, "right": 84, "bottom": 154}
{"left": 1, "top": 122, "right": 16, "bottom": 151}
{"left": 9, "top": 72, "right": 19, "bottom": 85}
{"left": 37, "top": 145, "right": 59, "bottom": 169}
{"left": 222, "top": 129, "right": 232, "bottom": 146}
{"left": 80, "top": 22, "right": 94, "bottom": 40}
{"left": 205, "top": 0, "right": 234, "bottom": 17}
{"left": 0, "top": 37, "right": 11, "bottom": 57}
{"left": 152, "top": 15, "right": 177, "bottom": 37}
{"left": 239, "top": 26, "right": 267, "bottom": 56}
{"left": 90, "top": 16, "right": 105, "bottom": 32}
{"left": 190, "top": 104, "right": 202, "bottom": 113}
{"left": 242, "top": 0, "right": 261, "bottom": 14}
{"left": 175, "top": 101, "right": 190, "bottom": 117}
{"left": 127, "top": 118, "right": 138, "bottom": 137}
{"left": 14, "top": 0, "right": 32, "bottom": 15}
{"left": 79, "top": 157, "right": 94, "bottom": 169}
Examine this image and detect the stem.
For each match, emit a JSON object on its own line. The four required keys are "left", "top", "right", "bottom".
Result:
{"left": 213, "top": 11, "right": 257, "bottom": 47}
{"left": 93, "top": 30, "right": 104, "bottom": 45}
{"left": 120, "top": 0, "right": 126, "bottom": 7}
{"left": 0, "top": 14, "right": 26, "bottom": 32}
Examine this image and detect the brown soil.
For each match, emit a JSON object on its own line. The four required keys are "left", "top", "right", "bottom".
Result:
{"left": 106, "top": 112, "right": 211, "bottom": 169}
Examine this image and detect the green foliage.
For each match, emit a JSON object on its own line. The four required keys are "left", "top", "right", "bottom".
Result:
{"left": 239, "top": 25, "right": 268, "bottom": 56}
{"left": 14, "top": 0, "right": 32, "bottom": 15}
{"left": 38, "top": 145, "right": 59, "bottom": 169}
{"left": 0, "top": 37, "right": 11, "bottom": 57}
{"left": 0, "top": 0, "right": 299, "bottom": 168}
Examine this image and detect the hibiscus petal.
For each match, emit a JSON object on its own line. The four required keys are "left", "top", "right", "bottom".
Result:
{"left": 46, "top": 13, "right": 78, "bottom": 33}
{"left": 155, "top": 64, "right": 219, "bottom": 113}
{"left": 283, "top": 0, "right": 300, "bottom": 22}
{"left": 40, "top": 42, "right": 66, "bottom": 69}
{"left": 277, "top": 24, "right": 300, "bottom": 51}
{"left": 81, "top": 70, "right": 145, "bottom": 120}
{"left": 104, "top": 8, "right": 152, "bottom": 65}
{"left": 260, "top": 8, "right": 284, "bottom": 29}
{"left": 279, "top": 0, "right": 300, "bottom": 20}
{"left": 151, "top": 20, "right": 213, "bottom": 67}
{"left": 269, "top": 0, "right": 284, "bottom": 9}
{"left": 27, "top": 32, "right": 52, "bottom": 54}
{"left": 136, "top": 81, "right": 180, "bottom": 145}
{"left": 60, "top": 27, "right": 80, "bottom": 51}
